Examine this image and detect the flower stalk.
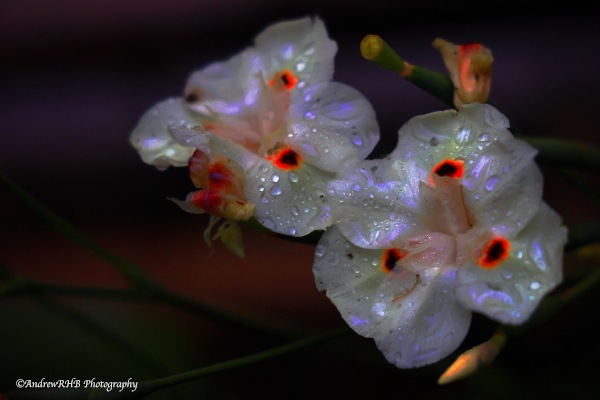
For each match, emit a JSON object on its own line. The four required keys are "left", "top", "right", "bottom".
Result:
{"left": 360, "top": 34, "right": 455, "bottom": 107}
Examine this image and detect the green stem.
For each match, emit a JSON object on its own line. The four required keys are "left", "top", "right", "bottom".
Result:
{"left": 522, "top": 137, "right": 600, "bottom": 170}
{"left": 0, "top": 170, "right": 158, "bottom": 293}
{"left": 127, "top": 326, "right": 350, "bottom": 399}
{"left": 565, "top": 221, "right": 600, "bottom": 252}
{"left": 0, "top": 171, "right": 295, "bottom": 337}
{"left": 360, "top": 34, "right": 455, "bottom": 107}
{"left": 37, "top": 298, "right": 168, "bottom": 376}
{"left": 0, "top": 270, "right": 300, "bottom": 338}
{"left": 3, "top": 327, "right": 349, "bottom": 400}
{"left": 557, "top": 168, "right": 600, "bottom": 208}
{"left": 406, "top": 66, "right": 455, "bottom": 108}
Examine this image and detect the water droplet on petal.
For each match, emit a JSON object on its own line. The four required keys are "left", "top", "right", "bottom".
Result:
{"left": 259, "top": 164, "right": 269, "bottom": 174}
{"left": 260, "top": 195, "right": 270, "bottom": 204}
{"left": 304, "top": 111, "right": 316, "bottom": 120}
{"left": 269, "top": 186, "right": 282, "bottom": 196}
{"left": 485, "top": 175, "right": 500, "bottom": 191}
{"left": 261, "top": 217, "right": 276, "bottom": 230}
{"left": 289, "top": 172, "right": 299, "bottom": 183}
{"left": 289, "top": 228, "right": 296, "bottom": 235}
{"left": 328, "top": 252, "right": 339, "bottom": 265}
{"left": 352, "top": 134, "right": 363, "bottom": 147}
{"left": 315, "top": 244, "right": 327, "bottom": 258}
{"left": 271, "top": 174, "right": 280, "bottom": 183}
{"left": 291, "top": 206, "right": 299, "bottom": 216}
{"left": 456, "top": 128, "right": 471, "bottom": 143}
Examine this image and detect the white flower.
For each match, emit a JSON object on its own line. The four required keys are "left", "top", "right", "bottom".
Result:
{"left": 130, "top": 16, "right": 337, "bottom": 169}
{"left": 130, "top": 17, "right": 380, "bottom": 236}
{"left": 313, "top": 103, "right": 566, "bottom": 368}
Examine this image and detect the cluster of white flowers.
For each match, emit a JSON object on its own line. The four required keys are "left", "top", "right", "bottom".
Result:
{"left": 130, "top": 17, "right": 567, "bottom": 368}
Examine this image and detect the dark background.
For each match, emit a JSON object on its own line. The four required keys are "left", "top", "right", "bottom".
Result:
{"left": 1, "top": 1, "right": 599, "bottom": 399}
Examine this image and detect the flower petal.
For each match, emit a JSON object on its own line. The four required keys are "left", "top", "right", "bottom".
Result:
{"left": 184, "top": 49, "right": 264, "bottom": 114}
{"left": 245, "top": 158, "right": 333, "bottom": 236}
{"left": 254, "top": 17, "right": 337, "bottom": 90}
{"left": 392, "top": 103, "right": 541, "bottom": 234}
{"left": 327, "top": 159, "right": 422, "bottom": 249}
{"left": 129, "top": 98, "right": 198, "bottom": 168}
{"left": 455, "top": 202, "right": 567, "bottom": 324}
{"left": 289, "top": 82, "right": 380, "bottom": 171}
{"left": 313, "top": 227, "right": 472, "bottom": 368}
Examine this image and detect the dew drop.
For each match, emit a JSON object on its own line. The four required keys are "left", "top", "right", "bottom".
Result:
{"left": 289, "top": 172, "right": 299, "bottom": 183}
{"left": 261, "top": 217, "right": 276, "bottom": 230}
{"left": 304, "top": 111, "right": 316, "bottom": 120}
{"left": 485, "top": 176, "right": 500, "bottom": 191}
{"left": 478, "top": 132, "right": 489, "bottom": 142}
{"left": 260, "top": 195, "right": 270, "bottom": 204}
{"left": 352, "top": 184, "right": 361, "bottom": 192}
{"left": 456, "top": 128, "right": 471, "bottom": 143}
{"left": 291, "top": 206, "right": 299, "bottom": 216}
{"left": 258, "top": 185, "right": 265, "bottom": 192}
{"left": 258, "top": 164, "right": 269, "bottom": 174}
{"left": 269, "top": 186, "right": 282, "bottom": 196}
{"left": 315, "top": 244, "right": 327, "bottom": 258}
{"left": 429, "top": 137, "right": 439, "bottom": 146}
{"left": 530, "top": 281, "right": 540, "bottom": 290}
{"left": 271, "top": 174, "right": 280, "bottom": 183}
{"left": 328, "top": 252, "right": 339, "bottom": 265}
{"left": 352, "top": 134, "right": 363, "bottom": 147}
{"left": 289, "top": 228, "right": 296, "bottom": 235}
{"left": 516, "top": 251, "right": 523, "bottom": 259}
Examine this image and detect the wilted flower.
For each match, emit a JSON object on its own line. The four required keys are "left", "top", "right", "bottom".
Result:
{"left": 433, "top": 38, "right": 493, "bottom": 108}
{"left": 170, "top": 142, "right": 254, "bottom": 257}
{"left": 313, "top": 103, "right": 566, "bottom": 368}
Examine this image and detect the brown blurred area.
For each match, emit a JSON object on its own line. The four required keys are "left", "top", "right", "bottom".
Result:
{"left": 1, "top": 1, "right": 599, "bottom": 399}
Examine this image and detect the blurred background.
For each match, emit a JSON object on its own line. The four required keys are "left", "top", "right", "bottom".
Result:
{"left": 1, "top": 1, "right": 599, "bottom": 399}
